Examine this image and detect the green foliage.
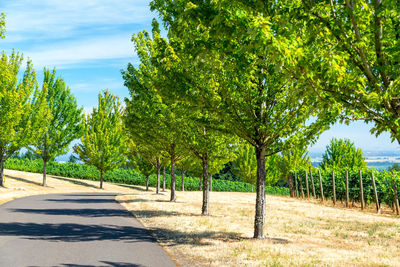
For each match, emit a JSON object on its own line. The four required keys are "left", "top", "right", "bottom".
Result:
{"left": 30, "top": 68, "right": 83, "bottom": 163}
{"left": 276, "top": 146, "right": 311, "bottom": 180}
{"left": 0, "top": 51, "right": 50, "bottom": 186}
{"left": 388, "top": 163, "right": 400, "bottom": 173}
{"left": 231, "top": 143, "right": 257, "bottom": 186}
{"left": 300, "top": 0, "right": 400, "bottom": 144}
{"left": 4, "top": 158, "right": 289, "bottom": 196}
{"left": 0, "top": 12, "right": 5, "bottom": 39}
{"left": 74, "top": 91, "right": 126, "bottom": 175}
{"left": 320, "top": 138, "right": 367, "bottom": 171}
{"left": 294, "top": 167, "right": 400, "bottom": 206}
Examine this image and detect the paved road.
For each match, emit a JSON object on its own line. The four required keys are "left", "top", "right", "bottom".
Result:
{"left": 0, "top": 193, "right": 176, "bottom": 267}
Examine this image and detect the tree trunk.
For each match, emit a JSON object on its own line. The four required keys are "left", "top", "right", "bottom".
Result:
{"left": 251, "top": 183, "right": 253, "bottom": 193}
{"left": 181, "top": 168, "right": 184, "bottom": 191}
{"left": 210, "top": 174, "right": 213, "bottom": 192}
{"left": 170, "top": 158, "right": 176, "bottom": 202}
{"left": 202, "top": 156, "right": 209, "bottom": 215}
{"left": 162, "top": 166, "right": 166, "bottom": 191}
{"left": 146, "top": 175, "right": 149, "bottom": 191}
{"left": 254, "top": 145, "right": 266, "bottom": 239}
{"left": 43, "top": 160, "right": 47, "bottom": 187}
{"left": 0, "top": 154, "right": 4, "bottom": 187}
{"left": 287, "top": 173, "right": 294, "bottom": 197}
{"left": 156, "top": 164, "right": 161, "bottom": 194}
{"left": 100, "top": 169, "right": 103, "bottom": 189}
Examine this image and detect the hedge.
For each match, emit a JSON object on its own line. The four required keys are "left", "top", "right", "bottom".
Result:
{"left": 5, "top": 158, "right": 290, "bottom": 196}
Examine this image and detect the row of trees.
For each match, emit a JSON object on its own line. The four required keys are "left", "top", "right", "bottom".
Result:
{"left": 121, "top": 0, "right": 400, "bottom": 239}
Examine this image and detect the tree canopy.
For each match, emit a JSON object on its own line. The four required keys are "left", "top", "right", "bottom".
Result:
{"left": 29, "top": 68, "right": 83, "bottom": 186}
{"left": 320, "top": 138, "right": 367, "bottom": 171}
{"left": 74, "top": 91, "right": 126, "bottom": 189}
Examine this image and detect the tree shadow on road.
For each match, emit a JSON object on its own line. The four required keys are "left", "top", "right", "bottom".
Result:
{"left": 0, "top": 222, "right": 156, "bottom": 243}
{"left": 55, "top": 261, "right": 145, "bottom": 267}
{"left": 10, "top": 208, "right": 133, "bottom": 218}
{"left": 45, "top": 198, "right": 117, "bottom": 204}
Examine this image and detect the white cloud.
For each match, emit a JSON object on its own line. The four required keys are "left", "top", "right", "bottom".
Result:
{"left": 22, "top": 34, "right": 135, "bottom": 69}
{"left": 2, "top": 0, "right": 154, "bottom": 39}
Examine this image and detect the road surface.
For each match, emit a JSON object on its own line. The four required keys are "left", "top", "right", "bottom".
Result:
{"left": 0, "top": 193, "right": 176, "bottom": 267}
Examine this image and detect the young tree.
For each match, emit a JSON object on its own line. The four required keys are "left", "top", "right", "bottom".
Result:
{"left": 123, "top": 26, "right": 185, "bottom": 202}
{"left": 74, "top": 91, "right": 126, "bottom": 189}
{"left": 231, "top": 143, "right": 257, "bottom": 192}
{"left": 300, "top": 0, "right": 400, "bottom": 144}
{"left": 30, "top": 68, "right": 83, "bottom": 186}
{"left": 0, "top": 12, "right": 5, "bottom": 39}
{"left": 276, "top": 146, "right": 311, "bottom": 197}
{"left": 320, "top": 138, "right": 367, "bottom": 171}
{"left": 151, "top": 0, "right": 334, "bottom": 238}
{"left": 0, "top": 51, "right": 49, "bottom": 186}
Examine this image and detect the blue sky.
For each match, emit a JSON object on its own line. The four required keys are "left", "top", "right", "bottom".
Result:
{"left": 1, "top": 0, "right": 399, "bottom": 156}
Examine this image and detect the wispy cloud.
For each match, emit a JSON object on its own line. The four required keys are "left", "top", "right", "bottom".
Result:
{"left": 23, "top": 35, "right": 135, "bottom": 69}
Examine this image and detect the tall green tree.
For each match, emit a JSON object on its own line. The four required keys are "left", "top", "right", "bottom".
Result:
{"left": 30, "top": 68, "right": 83, "bottom": 186}
{"left": 74, "top": 91, "right": 126, "bottom": 189}
{"left": 151, "top": 0, "right": 334, "bottom": 238}
{"left": 300, "top": 0, "right": 400, "bottom": 144}
{"left": 320, "top": 138, "right": 367, "bottom": 171}
{"left": 0, "top": 12, "right": 5, "bottom": 39}
{"left": 276, "top": 146, "right": 311, "bottom": 196}
{"left": 231, "top": 143, "right": 257, "bottom": 192}
{"left": 0, "top": 51, "right": 49, "bottom": 186}
{"left": 123, "top": 26, "right": 185, "bottom": 202}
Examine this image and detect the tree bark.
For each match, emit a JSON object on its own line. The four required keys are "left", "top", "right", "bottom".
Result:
{"left": 202, "top": 156, "right": 209, "bottom": 215}
{"left": 210, "top": 174, "right": 213, "bottom": 192}
{"left": 100, "top": 169, "right": 103, "bottom": 189}
{"left": 43, "top": 160, "right": 47, "bottom": 187}
{"left": 162, "top": 166, "right": 166, "bottom": 191}
{"left": 156, "top": 164, "right": 161, "bottom": 194}
{"left": 0, "top": 153, "right": 4, "bottom": 187}
{"left": 254, "top": 145, "right": 266, "bottom": 239}
{"left": 287, "top": 173, "right": 294, "bottom": 197}
{"left": 170, "top": 158, "right": 176, "bottom": 202}
{"left": 181, "top": 168, "right": 184, "bottom": 191}
{"left": 146, "top": 175, "right": 149, "bottom": 191}
{"left": 251, "top": 183, "right": 253, "bottom": 193}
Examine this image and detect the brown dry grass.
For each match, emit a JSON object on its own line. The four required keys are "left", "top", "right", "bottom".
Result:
{"left": 117, "top": 190, "right": 400, "bottom": 267}
{"left": 2, "top": 169, "right": 399, "bottom": 266}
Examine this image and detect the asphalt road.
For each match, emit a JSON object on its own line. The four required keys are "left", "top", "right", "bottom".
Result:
{"left": 0, "top": 193, "right": 176, "bottom": 267}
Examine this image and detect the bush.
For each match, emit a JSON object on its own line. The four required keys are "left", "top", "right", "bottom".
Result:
{"left": 5, "top": 158, "right": 290, "bottom": 196}
{"left": 293, "top": 167, "right": 400, "bottom": 205}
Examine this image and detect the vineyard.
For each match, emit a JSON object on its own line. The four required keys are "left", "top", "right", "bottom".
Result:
{"left": 292, "top": 168, "right": 400, "bottom": 214}
{"left": 5, "top": 158, "right": 290, "bottom": 196}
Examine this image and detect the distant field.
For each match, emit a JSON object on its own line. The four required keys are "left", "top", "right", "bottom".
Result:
{"left": 312, "top": 161, "right": 397, "bottom": 170}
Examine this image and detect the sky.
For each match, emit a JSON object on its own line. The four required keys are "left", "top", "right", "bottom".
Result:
{"left": 0, "top": 0, "right": 399, "bottom": 157}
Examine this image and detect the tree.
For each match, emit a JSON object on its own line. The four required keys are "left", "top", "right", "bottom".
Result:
{"left": 74, "top": 91, "right": 126, "bottom": 189}
{"left": 388, "top": 163, "right": 400, "bottom": 173}
{"left": 150, "top": 0, "right": 334, "bottom": 238}
{"left": 0, "top": 12, "right": 5, "bottom": 39}
{"left": 276, "top": 146, "right": 311, "bottom": 196}
{"left": 231, "top": 143, "right": 257, "bottom": 192}
{"left": 320, "top": 138, "right": 367, "bottom": 171}
{"left": 28, "top": 69, "right": 83, "bottom": 186}
{"left": 125, "top": 140, "right": 157, "bottom": 191}
{"left": 123, "top": 24, "right": 186, "bottom": 202}
{"left": 0, "top": 51, "right": 49, "bottom": 186}
{"left": 299, "top": 0, "right": 400, "bottom": 144}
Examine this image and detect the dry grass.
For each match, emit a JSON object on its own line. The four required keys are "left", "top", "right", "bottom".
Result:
{"left": 0, "top": 169, "right": 137, "bottom": 205}
{"left": 2, "top": 169, "right": 399, "bottom": 266}
{"left": 117, "top": 190, "right": 400, "bottom": 267}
